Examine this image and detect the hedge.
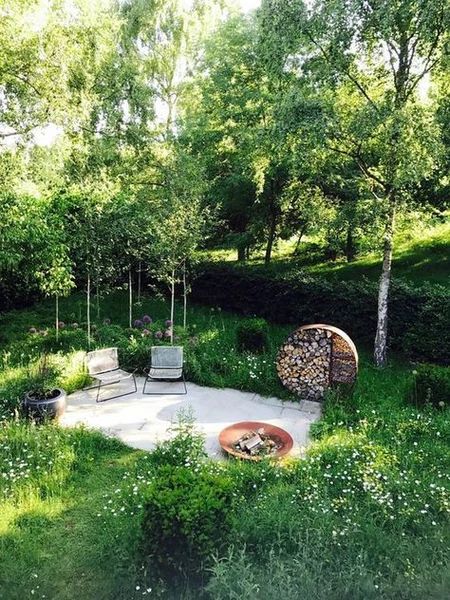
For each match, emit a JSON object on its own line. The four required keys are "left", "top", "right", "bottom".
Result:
{"left": 191, "top": 263, "right": 449, "bottom": 365}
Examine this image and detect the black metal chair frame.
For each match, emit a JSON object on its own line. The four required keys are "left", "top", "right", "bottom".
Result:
{"left": 85, "top": 367, "right": 138, "bottom": 403}
{"left": 142, "top": 365, "right": 187, "bottom": 395}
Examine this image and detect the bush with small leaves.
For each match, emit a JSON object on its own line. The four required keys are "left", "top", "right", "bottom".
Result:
{"left": 236, "top": 318, "right": 269, "bottom": 353}
{"left": 140, "top": 465, "right": 235, "bottom": 582}
{"left": 411, "top": 364, "right": 450, "bottom": 408}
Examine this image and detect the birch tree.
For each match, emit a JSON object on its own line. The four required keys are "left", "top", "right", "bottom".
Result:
{"left": 260, "top": 0, "right": 450, "bottom": 366}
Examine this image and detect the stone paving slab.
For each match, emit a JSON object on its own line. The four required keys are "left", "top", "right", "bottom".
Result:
{"left": 61, "top": 378, "right": 321, "bottom": 458}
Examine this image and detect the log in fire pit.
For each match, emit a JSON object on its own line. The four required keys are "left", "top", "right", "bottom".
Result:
{"left": 219, "top": 421, "right": 294, "bottom": 460}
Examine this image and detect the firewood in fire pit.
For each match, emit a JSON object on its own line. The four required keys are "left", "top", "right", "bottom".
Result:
{"left": 233, "top": 429, "right": 282, "bottom": 457}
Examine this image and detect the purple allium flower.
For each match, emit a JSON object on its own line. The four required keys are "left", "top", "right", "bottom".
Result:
{"left": 142, "top": 328, "right": 151, "bottom": 337}
{"left": 133, "top": 319, "right": 144, "bottom": 329}
{"left": 58, "top": 321, "right": 65, "bottom": 329}
{"left": 165, "top": 319, "right": 173, "bottom": 327}
{"left": 142, "top": 315, "right": 152, "bottom": 324}
{"left": 103, "top": 318, "right": 111, "bottom": 325}
{"left": 29, "top": 327, "right": 37, "bottom": 334}
{"left": 72, "top": 322, "right": 79, "bottom": 329}
{"left": 164, "top": 329, "right": 171, "bottom": 338}
{"left": 155, "top": 330, "right": 163, "bottom": 339}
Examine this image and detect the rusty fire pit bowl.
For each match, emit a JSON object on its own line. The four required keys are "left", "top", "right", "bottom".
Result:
{"left": 219, "top": 421, "right": 294, "bottom": 461}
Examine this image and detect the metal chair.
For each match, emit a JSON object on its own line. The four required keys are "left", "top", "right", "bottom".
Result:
{"left": 84, "top": 347, "right": 137, "bottom": 403}
{"left": 143, "top": 346, "right": 187, "bottom": 395}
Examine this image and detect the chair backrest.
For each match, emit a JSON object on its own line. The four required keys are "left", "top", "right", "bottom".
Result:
{"left": 151, "top": 346, "right": 183, "bottom": 368}
{"left": 86, "top": 347, "right": 119, "bottom": 375}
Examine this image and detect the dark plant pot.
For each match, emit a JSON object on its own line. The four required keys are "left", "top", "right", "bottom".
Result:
{"left": 22, "top": 388, "right": 67, "bottom": 421}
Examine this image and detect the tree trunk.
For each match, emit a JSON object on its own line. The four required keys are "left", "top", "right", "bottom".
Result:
{"left": 293, "top": 224, "right": 307, "bottom": 255}
{"left": 237, "top": 246, "right": 246, "bottom": 261}
{"left": 345, "top": 226, "right": 356, "bottom": 262}
{"left": 55, "top": 295, "right": 59, "bottom": 341}
{"left": 170, "top": 267, "right": 175, "bottom": 345}
{"left": 96, "top": 286, "right": 100, "bottom": 319}
{"left": 265, "top": 216, "right": 276, "bottom": 265}
{"left": 128, "top": 268, "right": 132, "bottom": 328}
{"left": 183, "top": 260, "right": 187, "bottom": 330}
{"left": 87, "top": 273, "right": 91, "bottom": 348}
{"left": 374, "top": 199, "right": 396, "bottom": 367}
{"left": 137, "top": 261, "right": 142, "bottom": 303}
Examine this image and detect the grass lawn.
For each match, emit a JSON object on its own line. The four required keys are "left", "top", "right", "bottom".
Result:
{"left": 0, "top": 293, "right": 449, "bottom": 598}
{"left": 202, "top": 220, "right": 450, "bottom": 286}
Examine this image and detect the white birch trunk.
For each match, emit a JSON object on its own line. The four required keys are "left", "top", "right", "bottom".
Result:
{"left": 55, "top": 295, "right": 59, "bottom": 341}
{"left": 170, "top": 267, "right": 175, "bottom": 345}
{"left": 96, "top": 286, "right": 100, "bottom": 320}
{"left": 137, "top": 261, "right": 142, "bottom": 303}
{"left": 374, "top": 201, "right": 396, "bottom": 367}
{"left": 129, "top": 268, "right": 132, "bottom": 328}
{"left": 87, "top": 272, "right": 91, "bottom": 348}
{"left": 183, "top": 260, "right": 187, "bottom": 330}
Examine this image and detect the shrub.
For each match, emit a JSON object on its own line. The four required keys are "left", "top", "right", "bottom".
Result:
{"left": 150, "top": 409, "right": 207, "bottom": 468}
{"left": 191, "top": 263, "right": 449, "bottom": 364}
{"left": 411, "top": 364, "right": 450, "bottom": 408}
{"left": 140, "top": 465, "right": 235, "bottom": 581}
{"left": 403, "top": 288, "right": 450, "bottom": 365}
{"left": 236, "top": 318, "right": 269, "bottom": 353}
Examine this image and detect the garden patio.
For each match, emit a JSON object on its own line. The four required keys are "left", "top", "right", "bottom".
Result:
{"left": 61, "top": 379, "right": 321, "bottom": 456}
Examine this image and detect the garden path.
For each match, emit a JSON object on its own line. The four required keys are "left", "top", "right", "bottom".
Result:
{"left": 61, "top": 378, "right": 321, "bottom": 458}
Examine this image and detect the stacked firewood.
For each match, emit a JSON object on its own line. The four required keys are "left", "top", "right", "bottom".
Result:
{"left": 277, "top": 327, "right": 333, "bottom": 400}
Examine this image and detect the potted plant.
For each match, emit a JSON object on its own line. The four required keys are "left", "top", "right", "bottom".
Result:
{"left": 22, "top": 354, "right": 67, "bottom": 421}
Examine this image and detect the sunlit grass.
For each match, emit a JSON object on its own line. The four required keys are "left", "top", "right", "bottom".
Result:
{"left": 201, "top": 219, "right": 450, "bottom": 285}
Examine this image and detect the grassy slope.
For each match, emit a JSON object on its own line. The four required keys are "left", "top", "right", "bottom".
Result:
{"left": 202, "top": 220, "right": 450, "bottom": 285}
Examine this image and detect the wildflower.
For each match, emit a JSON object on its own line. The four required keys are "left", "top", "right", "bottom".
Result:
{"left": 165, "top": 319, "right": 173, "bottom": 327}
{"left": 29, "top": 327, "right": 37, "bottom": 334}
{"left": 72, "top": 322, "right": 79, "bottom": 329}
{"left": 103, "top": 318, "right": 111, "bottom": 325}
{"left": 155, "top": 331, "right": 163, "bottom": 339}
{"left": 58, "top": 321, "right": 65, "bottom": 329}
{"left": 164, "top": 330, "right": 171, "bottom": 338}
{"left": 142, "top": 315, "right": 152, "bottom": 324}
{"left": 133, "top": 319, "right": 144, "bottom": 329}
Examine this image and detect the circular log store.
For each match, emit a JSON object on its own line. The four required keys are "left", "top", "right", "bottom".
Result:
{"left": 276, "top": 324, "right": 358, "bottom": 401}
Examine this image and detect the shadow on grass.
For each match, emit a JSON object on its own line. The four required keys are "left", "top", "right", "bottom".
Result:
{"left": 0, "top": 434, "right": 143, "bottom": 600}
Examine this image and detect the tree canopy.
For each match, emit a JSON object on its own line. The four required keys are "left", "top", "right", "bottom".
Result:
{"left": 1, "top": 0, "right": 449, "bottom": 363}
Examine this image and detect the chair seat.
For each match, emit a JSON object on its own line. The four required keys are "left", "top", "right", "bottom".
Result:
{"left": 149, "top": 367, "right": 183, "bottom": 380}
{"left": 95, "top": 369, "right": 134, "bottom": 384}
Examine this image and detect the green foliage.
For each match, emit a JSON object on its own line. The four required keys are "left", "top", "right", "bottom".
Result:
{"left": 236, "top": 317, "right": 269, "bottom": 353}
{"left": 403, "top": 287, "right": 450, "bottom": 365}
{"left": 411, "top": 364, "right": 450, "bottom": 408}
{"left": 149, "top": 409, "right": 207, "bottom": 469}
{"left": 140, "top": 465, "right": 235, "bottom": 581}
